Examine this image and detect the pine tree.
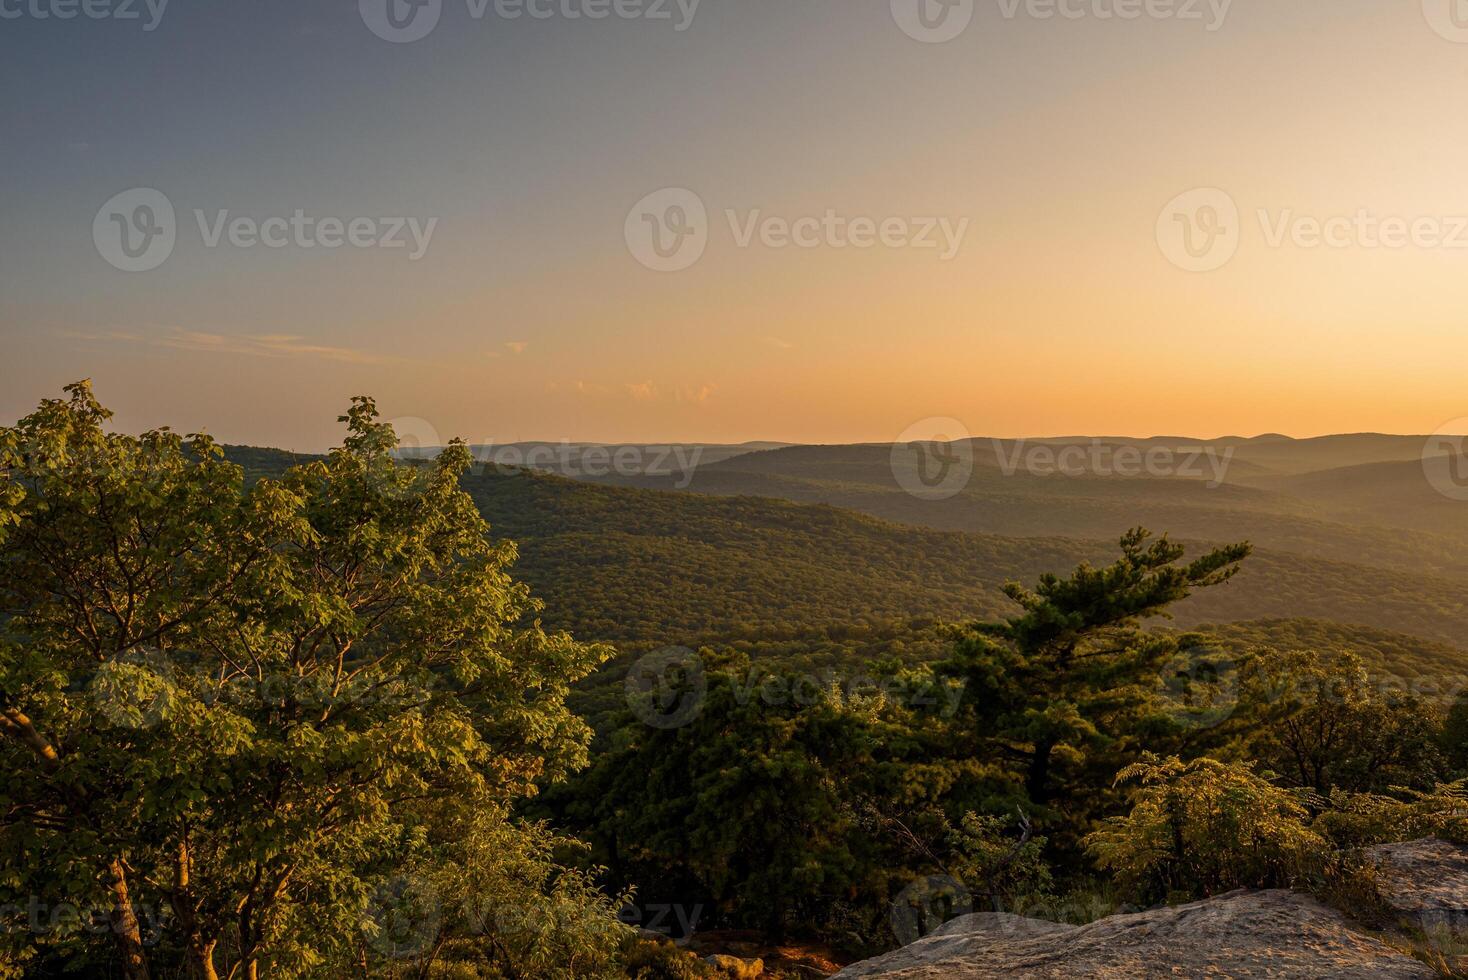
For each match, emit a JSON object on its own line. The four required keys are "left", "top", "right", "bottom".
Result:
{"left": 935, "top": 529, "right": 1250, "bottom": 833}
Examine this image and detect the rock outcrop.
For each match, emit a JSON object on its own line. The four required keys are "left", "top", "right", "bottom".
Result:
{"left": 1371, "top": 838, "right": 1468, "bottom": 933}
{"left": 1370, "top": 837, "right": 1468, "bottom": 972}
{"left": 833, "top": 889, "right": 1435, "bottom": 979}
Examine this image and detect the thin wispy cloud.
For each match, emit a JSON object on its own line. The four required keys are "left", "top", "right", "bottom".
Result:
{"left": 626, "top": 381, "right": 658, "bottom": 402}
{"left": 554, "top": 379, "right": 714, "bottom": 407}
{"left": 506, "top": 341, "right": 529, "bottom": 354}
{"left": 677, "top": 383, "right": 716, "bottom": 406}
{"left": 67, "top": 329, "right": 397, "bottom": 365}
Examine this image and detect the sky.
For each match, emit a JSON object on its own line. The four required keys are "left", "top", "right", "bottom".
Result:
{"left": 5, "top": 0, "right": 1468, "bottom": 450}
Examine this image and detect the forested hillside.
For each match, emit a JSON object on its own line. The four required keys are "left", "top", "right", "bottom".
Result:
{"left": 461, "top": 467, "right": 1468, "bottom": 650}
{"left": 1195, "top": 618, "right": 1468, "bottom": 685}
{"left": 10, "top": 414, "right": 1465, "bottom": 979}
{"left": 600, "top": 440, "right": 1468, "bottom": 579}
{"left": 226, "top": 446, "right": 1468, "bottom": 656}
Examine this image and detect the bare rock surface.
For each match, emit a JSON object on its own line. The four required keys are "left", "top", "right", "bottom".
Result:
{"left": 833, "top": 889, "right": 1434, "bottom": 979}
{"left": 927, "top": 911, "right": 1075, "bottom": 941}
{"left": 1371, "top": 837, "right": 1468, "bottom": 930}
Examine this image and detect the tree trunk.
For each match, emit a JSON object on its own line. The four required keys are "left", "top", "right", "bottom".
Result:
{"left": 765, "top": 898, "right": 787, "bottom": 943}
{"left": 1026, "top": 740, "right": 1054, "bottom": 804}
{"left": 188, "top": 938, "right": 220, "bottom": 980}
{"left": 4, "top": 712, "right": 153, "bottom": 978}
{"left": 415, "top": 933, "right": 447, "bottom": 980}
{"left": 237, "top": 900, "right": 261, "bottom": 980}
{"left": 172, "top": 841, "right": 221, "bottom": 980}
{"left": 106, "top": 858, "right": 152, "bottom": 980}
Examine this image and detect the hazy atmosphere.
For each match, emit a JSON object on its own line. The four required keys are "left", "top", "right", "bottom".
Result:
{"left": 7, "top": 2, "right": 1468, "bottom": 447}
{"left": 8, "top": 3, "right": 1468, "bottom": 980}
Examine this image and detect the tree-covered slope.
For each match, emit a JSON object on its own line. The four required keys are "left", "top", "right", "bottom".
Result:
{"left": 452, "top": 466, "right": 1468, "bottom": 649}
{"left": 599, "top": 441, "right": 1468, "bottom": 578}
{"left": 1194, "top": 618, "right": 1468, "bottom": 682}
{"left": 224, "top": 446, "right": 1468, "bottom": 656}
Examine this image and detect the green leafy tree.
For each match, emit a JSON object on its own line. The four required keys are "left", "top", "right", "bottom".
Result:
{"left": 1312, "top": 781, "right": 1468, "bottom": 850}
{"left": 1234, "top": 648, "right": 1445, "bottom": 796}
{"left": 383, "top": 800, "right": 635, "bottom": 979}
{"left": 550, "top": 650, "right": 1052, "bottom": 951}
{"left": 1441, "top": 694, "right": 1468, "bottom": 777}
{"left": 558, "top": 651, "right": 883, "bottom": 941}
{"left": 934, "top": 529, "right": 1250, "bottom": 831}
{"left": 0, "top": 383, "right": 613, "bottom": 978}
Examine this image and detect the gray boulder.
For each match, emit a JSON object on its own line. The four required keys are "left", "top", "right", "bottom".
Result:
{"left": 834, "top": 889, "right": 1434, "bottom": 978}
{"left": 1370, "top": 837, "right": 1468, "bottom": 970}
{"left": 1370, "top": 837, "right": 1468, "bottom": 933}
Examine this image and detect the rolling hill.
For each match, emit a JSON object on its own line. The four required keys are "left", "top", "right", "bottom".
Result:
{"left": 454, "top": 467, "right": 1463, "bottom": 644}
{"left": 221, "top": 444, "right": 1468, "bottom": 708}
{"left": 584, "top": 438, "right": 1468, "bottom": 579}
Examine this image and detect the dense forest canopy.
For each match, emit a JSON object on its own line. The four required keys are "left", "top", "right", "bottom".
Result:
{"left": 3, "top": 389, "right": 1467, "bottom": 978}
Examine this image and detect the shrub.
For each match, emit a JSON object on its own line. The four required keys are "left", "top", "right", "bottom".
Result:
{"left": 1085, "top": 755, "right": 1327, "bottom": 902}
{"left": 1313, "top": 782, "right": 1468, "bottom": 851}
